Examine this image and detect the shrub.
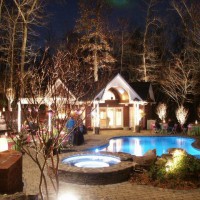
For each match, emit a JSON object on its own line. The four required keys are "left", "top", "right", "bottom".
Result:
{"left": 149, "top": 151, "right": 200, "bottom": 182}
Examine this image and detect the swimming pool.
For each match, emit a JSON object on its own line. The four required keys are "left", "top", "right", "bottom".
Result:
{"left": 99, "top": 136, "right": 200, "bottom": 158}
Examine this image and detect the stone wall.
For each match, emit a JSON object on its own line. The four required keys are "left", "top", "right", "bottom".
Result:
{"left": 55, "top": 151, "right": 134, "bottom": 185}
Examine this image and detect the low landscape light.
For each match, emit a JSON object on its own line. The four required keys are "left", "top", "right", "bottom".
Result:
{"left": 165, "top": 150, "right": 184, "bottom": 173}
{"left": 95, "top": 148, "right": 99, "bottom": 153}
{"left": 58, "top": 192, "right": 79, "bottom": 200}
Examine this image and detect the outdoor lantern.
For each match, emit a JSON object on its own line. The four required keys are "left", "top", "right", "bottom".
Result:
{"left": 0, "top": 137, "right": 8, "bottom": 152}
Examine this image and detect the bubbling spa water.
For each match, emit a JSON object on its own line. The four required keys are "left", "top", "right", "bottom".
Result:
{"left": 62, "top": 154, "right": 121, "bottom": 168}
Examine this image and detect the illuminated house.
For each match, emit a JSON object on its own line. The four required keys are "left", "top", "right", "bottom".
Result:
{"left": 85, "top": 74, "right": 155, "bottom": 131}
{"left": 18, "top": 74, "right": 155, "bottom": 132}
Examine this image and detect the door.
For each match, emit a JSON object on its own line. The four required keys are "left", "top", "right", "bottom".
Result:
{"left": 99, "top": 107, "right": 123, "bottom": 128}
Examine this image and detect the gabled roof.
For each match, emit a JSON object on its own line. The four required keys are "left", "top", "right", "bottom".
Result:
{"left": 20, "top": 75, "right": 155, "bottom": 105}
{"left": 20, "top": 78, "right": 77, "bottom": 105}
{"left": 94, "top": 73, "right": 155, "bottom": 103}
{"left": 45, "top": 78, "right": 76, "bottom": 100}
{"left": 94, "top": 74, "right": 142, "bottom": 102}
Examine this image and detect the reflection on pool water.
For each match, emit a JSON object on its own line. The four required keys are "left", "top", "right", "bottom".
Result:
{"left": 100, "top": 136, "right": 200, "bottom": 158}
{"left": 62, "top": 154, "right": 121, "bottom": 168}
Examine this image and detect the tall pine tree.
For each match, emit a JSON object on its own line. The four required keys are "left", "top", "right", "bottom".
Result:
{"left": 75, "top": 0, "right": 115, "bottom": 82}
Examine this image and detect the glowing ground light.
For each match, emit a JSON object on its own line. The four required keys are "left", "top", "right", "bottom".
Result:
{"left": 165, "top": 150, "right": 185, "bottom": 172}
{"left": 58, "top": 192, "right": 79, "bottom": 200}
{"left": 95, "top": 148, "right": 99, "bottom": 153}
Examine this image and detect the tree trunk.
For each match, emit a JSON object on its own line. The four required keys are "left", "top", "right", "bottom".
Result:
{"left": 120, "top": 31, "right": 124, "bottom": 73}
{"left": 0, "top": 0, "right": 3, "bottom": 22}
{"left": 94, "top": 49, "right": 98, "bottom": 82}
{"left": 20, "top": 22, "right": 28, "bottom": 96}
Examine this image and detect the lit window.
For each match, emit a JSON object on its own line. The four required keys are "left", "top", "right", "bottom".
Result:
{"left": 116, "top": 109, "right": 122, "bottom": 126}
{"left": 103, "top": 91, "right": 115, "bottom": 100}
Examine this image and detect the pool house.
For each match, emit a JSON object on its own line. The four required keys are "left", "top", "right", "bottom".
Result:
{"left": 17, "top": 74, "right": 155, "bottom": 132}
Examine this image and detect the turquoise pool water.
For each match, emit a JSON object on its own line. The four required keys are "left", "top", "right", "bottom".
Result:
{"left": 99, "top": 136, "right": 200, "bottom": 158}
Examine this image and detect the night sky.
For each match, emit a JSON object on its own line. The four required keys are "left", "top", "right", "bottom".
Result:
{"left": 40, "top": 0, "right": 144, "bottom": 43}
{"left": 37, "top": 0, "right": 172, "bottom": 47}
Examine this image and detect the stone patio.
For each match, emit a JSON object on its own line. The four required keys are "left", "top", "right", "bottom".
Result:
{"left": 21, "top": 130, "right": 200, "bottom": 200}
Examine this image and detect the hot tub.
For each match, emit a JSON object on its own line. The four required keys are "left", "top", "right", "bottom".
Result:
{"left": 62, "top": 154, "right": 121, "bottom": 168}
{"left": 56, "top": 151, "right": 134, "bottom": 185}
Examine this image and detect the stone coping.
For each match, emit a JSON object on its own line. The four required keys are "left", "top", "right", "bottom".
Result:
{"left": 56, "top": 151, "right": 134, "bottom": 185}
{"left": 59, "top": 151, "right": 133, "bottom": 173}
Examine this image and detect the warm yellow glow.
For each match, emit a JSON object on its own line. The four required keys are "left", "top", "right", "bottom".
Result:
{"left": 92, "top": 101, "right": 100, "bottom": 128}
{"left": 135, "top": 107, "right": 144, "bottom": 126}
{"left": 103, "top": 90, "right": 115, "bottom": 100}
{"left": 195, "top": 120, "right": 198, "bottom": 125}
{"left": 156, "top": 103, "right": 167, "bottom": 122}
{"left": 165, "top": 150, "right": 184, "bottom": 172}
{"left": 172, "top": 149, "right": 184, "bottom": 157}
{"left": 0, "top": 138, "right": 8, "bottom": 152}
{"left": 48, "top": 112, "right": 52, "bottom": 132}
{"left": 58, "top": 192, "right": 79, "bottom": 200}
{"left": 176, "top": 105, "right": 188, "bottom": 125}
{"left": 48, "top": 103, "right": 52, "bottom": 132}
{"left": 100, "top": 110, "right": 106, "bottom": 119}
{"left": 58, "top": 113, "right": 65, "bottom": 119}
{"left": 71, "top": 110, "right": 74, "bottom": 115}
{"left": 107, "top": 108, "right": 114, "bottom": 126}
{"left": 116, "top": 109, "right": 122, "bottom": 126}
{"left": 165, "top": 160, "right": 173, "bottom": 172}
